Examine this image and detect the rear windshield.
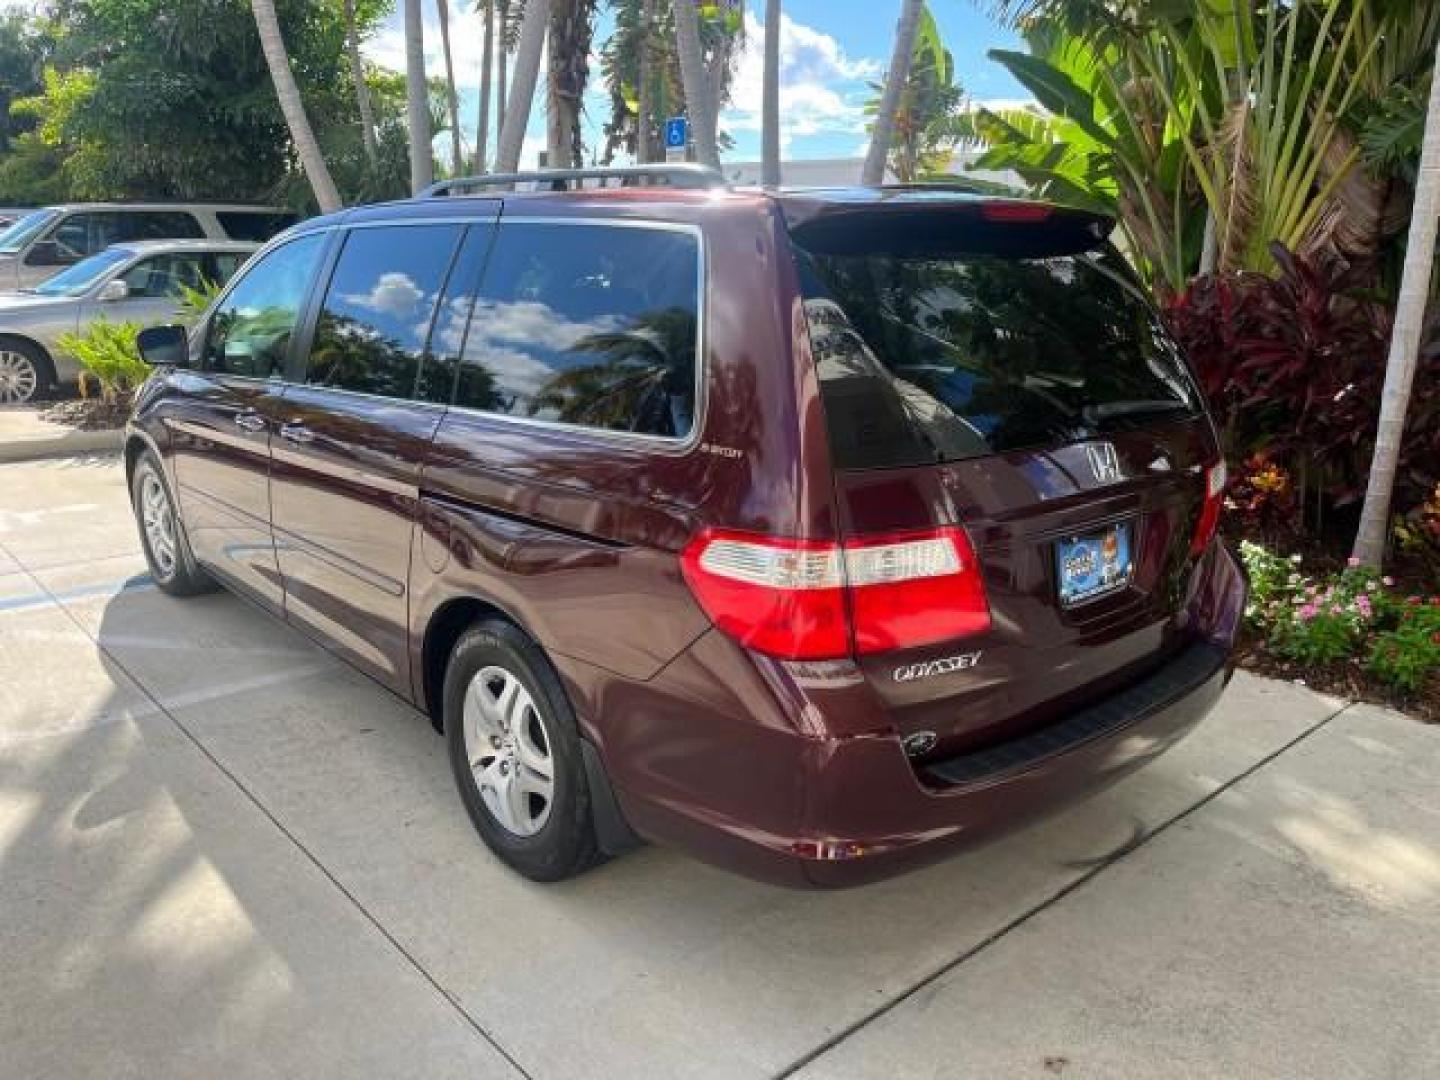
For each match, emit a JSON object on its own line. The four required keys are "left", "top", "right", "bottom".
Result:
{"left": 796, "top": 244, "right": 1201, "bottom": 469}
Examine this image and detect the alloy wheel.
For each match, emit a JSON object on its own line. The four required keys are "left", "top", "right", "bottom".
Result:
{"left": 0, "top": 350, "right": 38, "bottom": 404}
{"left": 139, "top": 471, "right": 178, "bottom": 579}
{"left": 462, "top": 664, "right": 555, "bottom": 837}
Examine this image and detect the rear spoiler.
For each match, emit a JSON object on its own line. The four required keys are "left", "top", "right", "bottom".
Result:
{"left": 778, "top": 191, "right": 1114, "bottom": 259}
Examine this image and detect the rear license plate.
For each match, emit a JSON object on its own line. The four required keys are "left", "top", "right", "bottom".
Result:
{"left": 1056, "top": 521, "right": 1134, "bottom": 607}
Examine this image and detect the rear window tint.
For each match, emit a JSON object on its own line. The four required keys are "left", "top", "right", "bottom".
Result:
{"left": 796, "top": 245, "right": 1201, "bottom": 469}
{"left": 125, "top": 211, "right": 205, "bottom": 240}
{"left": 216, "top": 211, "right": 300, "bottom": 242}
{"left": 454, "top": 222, "right": 699, "bottom": 439}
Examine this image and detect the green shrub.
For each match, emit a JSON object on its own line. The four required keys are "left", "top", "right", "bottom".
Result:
{"left": 55, "top": 319, "right": 148, "bottom": 404}
{"left": 1366, "top": 601, "right": 1440, "bottom": 693}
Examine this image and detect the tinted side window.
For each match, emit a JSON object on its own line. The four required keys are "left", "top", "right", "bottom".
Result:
{"left": 201, "top": 233, "right": 325, "bottom": 378}
{"left": 305, "top": 225, "right": 462, "bottom": 400}
{"left": 216, "top": 211, "right": 300, "bottom": 242}
{"left": 125, "top": 211, "right": 205, "bottom": 240}
{"left": 455, "top": 223, "right": 699, "bottom": 438}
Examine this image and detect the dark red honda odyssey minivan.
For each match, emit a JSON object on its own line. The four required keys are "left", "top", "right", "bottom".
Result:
{"left": 127, "top": 166, "right": 1245, "bottom": 887}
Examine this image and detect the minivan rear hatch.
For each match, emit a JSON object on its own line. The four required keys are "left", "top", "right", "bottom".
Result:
{"left": 783, "top": 191, "right": 1223, "bottom": 762}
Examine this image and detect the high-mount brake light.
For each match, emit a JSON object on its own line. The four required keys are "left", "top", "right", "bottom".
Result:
{"left": 681, "top": 526, "right": 991, "bottom": 660}
{"left": 1190, "top": 460, "right": 1228, "bottom": 556}
{"left": 980, "top": 202, "right": 1053, "bottom": 223}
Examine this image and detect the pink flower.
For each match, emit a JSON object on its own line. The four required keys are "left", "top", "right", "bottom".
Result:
{"left": 1383, "top": 576, "right": 1395, "bottom": 587}
{"left": 1298, "top": 604, "right": 1317, "bottom": 621}
{"left": 1347, "top": 556, "right": 1361, "bottom": 568}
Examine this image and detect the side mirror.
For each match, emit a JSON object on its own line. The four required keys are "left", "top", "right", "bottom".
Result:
{"left": 97, "top": 279, "right": 129, "bottom": 302}
{"left": 25, "top": 240, "right": 64, "bottom": 267}
{"left": 137, "top": 324, "right": 188, "bottom": 367}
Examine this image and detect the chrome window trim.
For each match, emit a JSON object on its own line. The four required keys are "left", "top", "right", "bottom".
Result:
{"left": 193, "top": 212, "right": 708, "bottom": 455}
{"left": 445, "top": 215, "right": 707, "bottom": 454}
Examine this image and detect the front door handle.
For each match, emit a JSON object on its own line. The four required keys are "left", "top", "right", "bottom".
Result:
{"left": 234, "top": 412, "right": 267, "bottom": 433}
{"left": 279, "top": 423, "right": 315, "bottom": 446}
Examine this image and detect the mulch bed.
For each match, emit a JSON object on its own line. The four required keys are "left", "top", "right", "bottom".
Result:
{"left": 1236, "top": 631, "right": 1438, "bottom": 723}
{"left": 40, "top": 397, "right": 130, "bottom": 431}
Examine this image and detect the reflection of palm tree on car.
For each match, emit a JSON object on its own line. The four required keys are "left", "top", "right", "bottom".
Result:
{"left": 529, "top": 307, "right": 696, "bottom": 436}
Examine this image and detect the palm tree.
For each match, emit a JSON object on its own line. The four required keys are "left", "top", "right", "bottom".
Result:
{"left": 250, "top": 0, "right": 342, "bottom": 212}
{"left": 404, "top": 0, "right": 433, "bottom": 192}
{"left": 497, "top": 0, "right": 513, "bottom": 138}
{"left": 476, "top": 0, "right": 495, "bottom": 171}
{"left": 495, "top": 0, "right": 551, "bottom": 173}
{"left": 862, "top": 0, "right": 923, "bottom": 185}
{"left": 673, "top": 0, "right": 719, "bottom": 169}
{"left": 761, "top": 0, "right": 780, "bottom": 185}
{"left": 1354, "top": 31, "right": 1440, "bottom": 567}
{"left": 342, "top": 0, "right": 378, "bottom": 166}
{"left": 634, "top": 0, "right": 656, "bottom": 162}
{"left": 547, "top": 0, "right": 597, "bottom": 169}
{"left": 438, "top": 0, "right": 464, "bottom": 175}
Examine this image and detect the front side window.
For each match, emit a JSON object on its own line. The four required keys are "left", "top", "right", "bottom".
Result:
{"left": 44, "top": 212, "right": 125, "bottom": 262}
{"left": 455, "top": 222, "right": 699, "bottom": 438}
{"left": 121, "top": 252, "right": 211, "bottom": 298}
{"left": 304, "top": 224, "right": 463, "bottom": 399}
{"left": 201, "top": 233, "right": 325, "bottom": 378}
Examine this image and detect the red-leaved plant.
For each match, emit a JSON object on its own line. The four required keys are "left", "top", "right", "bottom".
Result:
{"left": 1164, "top": 243, "right": 1440, "bottom": 522}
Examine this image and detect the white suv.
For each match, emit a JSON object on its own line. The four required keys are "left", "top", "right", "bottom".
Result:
{"left": 0, "top": 203, "right": 297, "bottom": 290}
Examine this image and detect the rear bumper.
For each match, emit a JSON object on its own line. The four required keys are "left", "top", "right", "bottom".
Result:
{"left": 595, "top": 541, "right": 1247, "bottom": 888}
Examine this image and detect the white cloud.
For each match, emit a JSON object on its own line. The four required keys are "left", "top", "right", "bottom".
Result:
{"left": 342, "top": 271, "right": 425, "bottom": 320}
{"left": 722, "top": 11, "right": 881, "bottom": 144}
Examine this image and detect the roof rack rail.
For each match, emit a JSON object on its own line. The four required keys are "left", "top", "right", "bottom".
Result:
{"left": 418, "top": 164, "right": 727, "bottom": 197}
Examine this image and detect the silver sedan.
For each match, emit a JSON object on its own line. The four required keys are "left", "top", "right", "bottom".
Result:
{"left": 0, "top": 239, "right": 258, "bottom": 403}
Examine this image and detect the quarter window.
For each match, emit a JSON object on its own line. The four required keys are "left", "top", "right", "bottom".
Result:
{"left": 200, "top": 233, "right": 325, "bottom": 378}
{"left": 125, "top": 211, "right": 205, "bottom": 241}
{"left": 305, "top": 225, "right": 463, "bottom": 400}
{"left": 455, "top": 222, "right": 699, "bottom": 438}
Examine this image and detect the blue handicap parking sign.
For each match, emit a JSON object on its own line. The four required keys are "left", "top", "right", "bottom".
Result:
{"left": 664, "top": 117, "right": 688, "bottom": 150}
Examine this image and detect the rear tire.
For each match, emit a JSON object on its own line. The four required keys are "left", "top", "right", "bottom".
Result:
{"left": 0, "top": 338, "right": 51, "bottom": 405}
{"left": 444, "top": 619, "right": 599, "bottom": 882}
{"left": 130, "top": 451, "right": 212, "bottom": 597}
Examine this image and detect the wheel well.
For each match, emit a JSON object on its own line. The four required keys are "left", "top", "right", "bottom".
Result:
{"left": 0, "top": 333, "right": 56, "bottom": 387}
{"left": 124, "top": 435, "right": 147, "bottom": 488}
{"left": 421, "top": 597, "right": 513, "bottom": 732}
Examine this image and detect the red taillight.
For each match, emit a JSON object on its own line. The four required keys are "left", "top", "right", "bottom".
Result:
{"left": 1190, "top": 461, "right": 1227, "bottom": 556}
{"left": 980, "top": 201, "right": 1053, "bottom": 223}
{"left": 681, "top": 526, "right": 990, "bottom": 660}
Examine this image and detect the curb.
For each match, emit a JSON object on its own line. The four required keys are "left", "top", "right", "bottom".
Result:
{"left": 0, "top": 426, "right": 125, "bottom": 463}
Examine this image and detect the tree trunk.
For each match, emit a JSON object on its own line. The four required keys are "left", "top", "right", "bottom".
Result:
{"left": 476, "top": 0, "right": 494, "bottom": 172}
{"left": 251, "top": 0, "right": 342, "bottom": 212}
{"left": 437, "top": 0, "right": 464, "bottom": 176}
{"left": 342, "top": 0, "right": 378, "bottom": 166}
{"left": 1353, "top": 33, "right": 1440, "bottom": 568}
{"left": 861, "top": 0, "right": 923, "bottom": 186}
{"left": 495, "top": 0, "right": 552, "bottom": 173}
{"left": 404, "top": 0, "right": 433, "bottom": 193}
{"left": 497, "top": 0, "right": 511, "bottom": 136}
{"left": 672, "top": 0, "right": 719, "bottom": 169}
{"left": 703, "top": 0, "right": 737, "bottom": 145}
{"left": 636, "top": 0, "right": 655, "bottom": 163}
{"left": 761, "top": 0, "right": 780, "bottom": 186}
{"left": 547, "top": 0, "right": 594, "bottom": 170}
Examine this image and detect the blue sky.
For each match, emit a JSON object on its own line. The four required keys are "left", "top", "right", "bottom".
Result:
{"left": 367, "top": 1, "right": 1028, "bottom": 166}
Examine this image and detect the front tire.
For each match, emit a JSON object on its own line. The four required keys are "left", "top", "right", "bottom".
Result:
{"left": 445, "top": 619, "right": 599, "bottom": 882}
{"left": 0, "top": 339, "right": 50, "bottom": 405}
{"left": 131, "top": 451, "right": 212, "bottom": 596}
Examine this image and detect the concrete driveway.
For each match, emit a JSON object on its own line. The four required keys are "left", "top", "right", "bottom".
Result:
{"left": 2, "top": 454, "right": 1437, "bottom": 1080}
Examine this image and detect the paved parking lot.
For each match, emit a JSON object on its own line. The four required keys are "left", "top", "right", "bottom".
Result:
{"left": 3, "top": 454, "right": 1438, "bottom": 1079}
